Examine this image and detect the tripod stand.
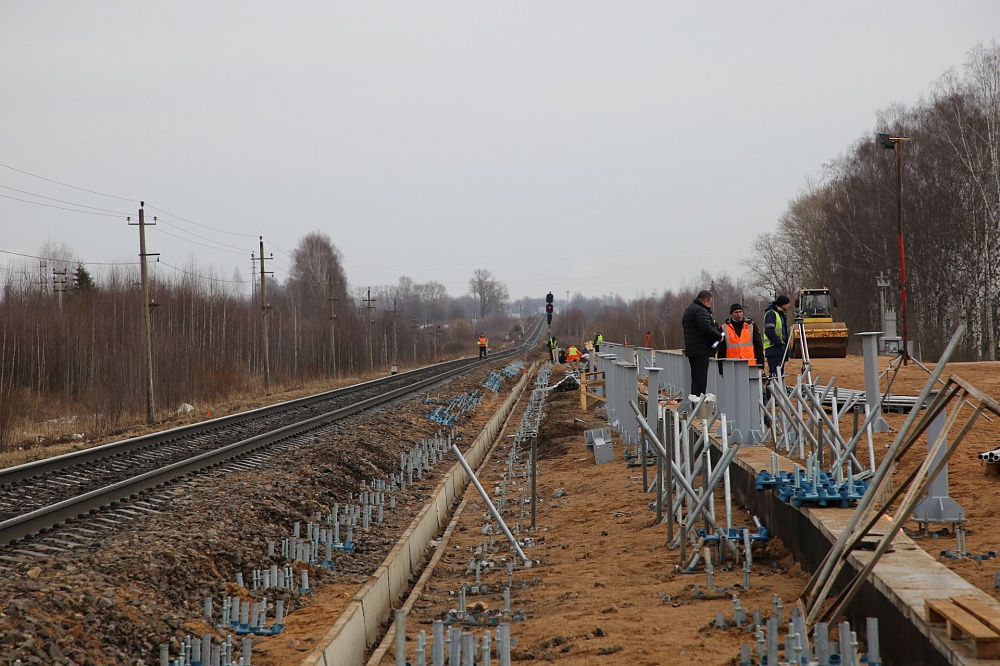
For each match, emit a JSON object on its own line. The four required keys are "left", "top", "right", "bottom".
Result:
{"left": 772, "top": 315, "right": 812, "bottom": 384}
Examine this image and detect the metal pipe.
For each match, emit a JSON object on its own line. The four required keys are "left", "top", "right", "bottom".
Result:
{"left": 629, "top": 400, "right": 737, "bottom": 555}
{"left": 450, "top": 443, "right": 529, "bottom": 564}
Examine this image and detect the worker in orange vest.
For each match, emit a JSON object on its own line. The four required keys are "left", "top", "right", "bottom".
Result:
{"left": 566, "top": 345, "right": 581, "bottom": 362}
{"left": 717, "top": 303, "right": 764, "bottom": 371}
{"left": 478, "top": 334, "right": 488, "bottom": 358}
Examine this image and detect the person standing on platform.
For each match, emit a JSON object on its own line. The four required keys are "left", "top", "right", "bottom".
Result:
{"left": 763, "top": 295, "right": 791, "bottom": 376}
{"left": 717, "top": 303, "right": 765, "bottom": 371}
{"left": 682, "top": 290, "right": 723, "bottom": 397}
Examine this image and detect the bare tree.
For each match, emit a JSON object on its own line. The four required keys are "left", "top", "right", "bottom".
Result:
{"left": 468, "top": 269, "right": 509, "bottom": 318}
{"left": 286, "top": 232, "right": 349, "bottom": 315}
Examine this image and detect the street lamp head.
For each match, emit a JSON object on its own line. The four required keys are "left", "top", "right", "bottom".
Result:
{"left": 877, "top": 133, "right": 896, "bottom": 150}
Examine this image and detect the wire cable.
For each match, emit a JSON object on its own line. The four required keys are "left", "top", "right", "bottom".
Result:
{"left": 0, "top": 162, "right": 134, "bottom": 202}
{"left": 155, "top": 260, "right": 251, "bottom": 285}
{"left": 0, "top": 184, "right": 132, "bottom": 215}
{"left": 0, "top": 192, "right": 127, "bottom": 217}
{"left": 154, "top": 218, "right": 250, "bottom": 253}
{"left": 0, "top": 248, "right": 138, "bottom": 266}
{"left": 150, "top": 226, "right": 249, "bottom": 256}
{"left": 145, "top": 204, "right": 258, "bottom": 238}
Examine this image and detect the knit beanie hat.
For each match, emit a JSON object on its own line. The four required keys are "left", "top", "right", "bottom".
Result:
{"left": 775, "top": 294, "right": 790, "bottom": 307}
{"left": 730, "top": 303, "right": 743, "bottom": 314}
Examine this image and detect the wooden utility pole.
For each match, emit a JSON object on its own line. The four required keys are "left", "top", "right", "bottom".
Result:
{"left": 391, "top": 298, "right": 399, "bottom": 373}
{"left": 129, "top": 202, "right": 158, "bottom": 424}
{"left": 259, "top": 237, "right": 273, "bottom": 392}
{"left": 410, "top": 320, "right": 420, "bottom": 361}
{"left": 364, "top": 288, "right": 376, "bottom": 371}
{"left": 328, "top": 274, "right": 339, "bottom": 377}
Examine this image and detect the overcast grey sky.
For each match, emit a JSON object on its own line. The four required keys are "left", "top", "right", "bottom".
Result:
{"left": 2, "top": 2, "right": 997, "bottom": 303}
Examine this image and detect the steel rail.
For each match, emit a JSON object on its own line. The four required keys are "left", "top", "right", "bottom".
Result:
{"left": 0, "top": 318, "right": 544, "bottom": 546}
{"left": 0, "top": 320, "right": 541, "bottom": 488}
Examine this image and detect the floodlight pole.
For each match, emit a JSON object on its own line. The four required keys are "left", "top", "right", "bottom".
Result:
{"left": 893, "top": 138, "right": 909, "bottom": 365}
{"left": 880, "top": 133, "right": 911, "bottom": 365}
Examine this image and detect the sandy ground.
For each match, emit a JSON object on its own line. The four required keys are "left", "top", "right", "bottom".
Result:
{"left": 363, "top": 378, "right": 810, "bottom": 666}
{"left": 354, "top": 354, "right": 1000, "bottom": 666}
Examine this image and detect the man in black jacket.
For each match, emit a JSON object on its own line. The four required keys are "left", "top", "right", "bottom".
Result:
{"left": 763, "top": 294, "right": 791, "bottom": 376}
{"left": 682, "top": 290, "right": 723, "bottom": 396}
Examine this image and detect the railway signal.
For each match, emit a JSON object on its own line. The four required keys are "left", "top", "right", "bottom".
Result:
{"left": 545, "top": 292, "right": 554, "bottom": 325}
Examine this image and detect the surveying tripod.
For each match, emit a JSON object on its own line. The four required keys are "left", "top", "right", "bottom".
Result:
{"left": 779, "top": 315, "right": 813, "bottom": 385}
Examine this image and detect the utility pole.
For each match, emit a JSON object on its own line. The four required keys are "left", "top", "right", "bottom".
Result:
{"left": 258, "top": 237, "right": 273, "bottom": 392}
{"left": 391, "top": 297, "right": 399, "bottom": 373}
{"left": 410, "top": 320, "right": 420, "bottom": 361}
{"left": 52, "top": 267, "right": 68, "bottom": 311}
{"left": 327, "top": 274, "right": 339, "bottom": 377}
{"left": 129, "top": 202, "right": 158, "bottom": 424}
{"left": 39, "top": 259, "right": 48, "bottom": 294}
{"left": 364, "top": 287, "right": 376, "bottom": 371}
{"left": 434, "top": 325, "right": 442, "bottom": 359}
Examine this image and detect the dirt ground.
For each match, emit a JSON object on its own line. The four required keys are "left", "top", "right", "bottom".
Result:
{"left": 351, "top": 354, "right": 1000, "bottom": 666}
{"left": 362, "top": 376, "right": 809, "bottom": 666}
{"left": 8, "top": 350, "right": 1000, "bottom": 665}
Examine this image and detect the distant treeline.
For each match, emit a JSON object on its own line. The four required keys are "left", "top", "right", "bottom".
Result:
{"left": 0, "top": 233, "right": 521, "bottom": 448}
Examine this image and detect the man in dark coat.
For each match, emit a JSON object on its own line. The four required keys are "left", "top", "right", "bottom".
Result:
{"left": 682, "top": 290, "right": 723, "bottom": 396}
{"left": 763, "top": 294, "right": 792, "bottom": 376}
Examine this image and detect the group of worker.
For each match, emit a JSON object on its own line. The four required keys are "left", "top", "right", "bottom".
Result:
{"left": 547, "top": 333, "right": 601, "bottom": 364}
{"left": 536, "top": 290, "right": 793, "bottom": 399}
{"left": 547, "top": 336, "right": 581, "bottom": 364}
{"left": 682, "top": 290, "right": 791, "bottom": 397}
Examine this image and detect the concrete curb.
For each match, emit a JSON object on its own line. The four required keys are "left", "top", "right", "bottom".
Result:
{"left": 302, "top": 367, "right": 533, "bottom": 666}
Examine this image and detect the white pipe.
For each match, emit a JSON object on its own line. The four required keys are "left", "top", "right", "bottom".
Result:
{"left": 722, "top": 413, "right": 732, "bottom": 530}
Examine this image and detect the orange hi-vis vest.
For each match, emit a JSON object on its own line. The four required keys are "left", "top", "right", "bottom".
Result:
{"left": 725, "top": 321, "right": 757, "bottom": 364}
{"left": 478, "top": 336, "right": 487, "bottom": 347}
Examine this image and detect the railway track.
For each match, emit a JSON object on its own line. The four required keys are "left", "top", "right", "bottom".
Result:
{"left": 0, "top": 320, "right": 543, "bottom": 548}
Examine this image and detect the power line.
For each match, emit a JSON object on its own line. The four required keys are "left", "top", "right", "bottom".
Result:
{"left": 155, "top": 218, "right": 250, "bottom": 253}
{"left": 151, "top": 226, "right": 249, "bottom": 256}
{"left": 0, "top": 248, "right": 138, "bottom": 266}
{"left": 0, "top": 162, "right": 134, "bottom": 201}
{"left": 146, "top": 204, "right": 258, "bottom": 238}
{"left": 0, "top": 184, "right": 132, "bottom": 215}
{"left": 0, "top": 162, "right": 258, "bottom": 248}
{"left": 155, "top": 260, "right": 251, "bottom": 285}
{"left": 266, "top": 240, "right": 294, "bottom": 260}
{"left": 0, "top": 192, "right": 126, "bottom": 217}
